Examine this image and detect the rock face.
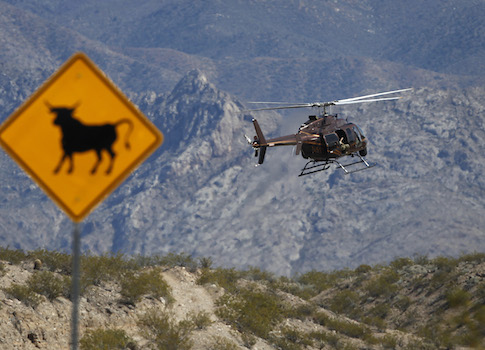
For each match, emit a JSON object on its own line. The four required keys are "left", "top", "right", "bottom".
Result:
{"left": 0, "top": 69, "right": 484, "bottom": 276}
{"left": 0, "top": 1, "right": 484, "bottom": 276}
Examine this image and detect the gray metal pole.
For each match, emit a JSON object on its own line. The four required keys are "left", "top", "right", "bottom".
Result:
{"left": 71, "top": 222, "right": 81, "bottom": 350}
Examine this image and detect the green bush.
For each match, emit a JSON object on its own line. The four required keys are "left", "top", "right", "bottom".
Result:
{"left": 216, "top": 286, "right": 285, "bottom": 339}
{"left": 432, "top": 256, "right": 457, "bottom": 272}
{"left": 364, "top": 270, "right": 399, "bottom": 298}
{"left": 271, "top": 276, "right": 316, "bottom": 300}
{"left": 209, "top": 336, "right": 239, "bottom": 350}
{"left": 80, "top": 328, "right": 136, "bottom": 350}
{"left": 394, "top": 295, "right": 412, "bottom": 312}
{"left": 197, "top": 267, "right": 241, "bottom": 293}
{"left": 29, "top": 249, "right": 71, "bottom": 274}
{"left": 296, "top": 270, "right": 337, "bottom": 297}
{"left": 413, "top": 254, "right": 429, "bottom": 266}
{"left": 27, "top": 271, "right": 70, "bottom": 300}
{"left": 243, "top": 266, "right": 275, "bottom": 282}
{"left": 138, "top": 310, "right": 194, "bottom": 350}
{"left": 120, "top": 267, "right": 173, "bottom": 305}
{"left": 81, "top": 252, "right": 132, "bottom": 288}
{"left": 198, "top": 256, "right": 213, "bottom": 269}
{"left": 355, "top": 264, "right": 372, "bottom": 274}
{"left": 0, "top": 246, "right": 27, "bottom": 264}
{"left": 3, "top": 283, "right": 42, "bottom": 307}
{"left": 159, "top": 252, "right": 198, "bottom": 272}
{"left": 309, "top": 330, "right": 340, "bottom": 349}
{"left": 327, "top": 290, "right": 361, "bottom": 318}
{"left": 458, "top": 252, "right": 485, "bottom": 264}
{"left": 390, "top": 257, "right": 413, "bottom": 270}
{"left": 380, "top": 334, "right": 398, "bottom": 349}
{"left": 270, "top": 326, "right": 313, "bottom": 350}
{"left": 189, "top": 310, "right": 212, "bottom": 330}
{"left": 446, "top": 288, "right": 470, "bottom": 308}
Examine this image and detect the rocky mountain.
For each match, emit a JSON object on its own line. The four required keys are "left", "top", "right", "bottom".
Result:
{"left": 0, "top": 0, "right": 484, "bottom": 276}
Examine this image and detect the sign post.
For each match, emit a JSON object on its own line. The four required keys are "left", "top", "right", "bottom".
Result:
{"left": 0, "top": 53, "right": 163, "bottom": 349}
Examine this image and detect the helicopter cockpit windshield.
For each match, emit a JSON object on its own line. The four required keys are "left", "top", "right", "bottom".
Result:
{"left": 354, "top": 125, "right": 365, "bottom": 140}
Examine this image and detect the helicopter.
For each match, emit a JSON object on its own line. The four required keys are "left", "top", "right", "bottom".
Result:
{"left": 245, "top": 88, "right": 412, "bottom": 176}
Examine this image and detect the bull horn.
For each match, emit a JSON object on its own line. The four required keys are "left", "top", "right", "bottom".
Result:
{"left": 44, "top": 100, "right": 53, "bottom": 109}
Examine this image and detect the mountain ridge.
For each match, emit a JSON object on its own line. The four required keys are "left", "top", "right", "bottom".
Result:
{"left": 0, "top": 0, "right": 483, "bottom": 276}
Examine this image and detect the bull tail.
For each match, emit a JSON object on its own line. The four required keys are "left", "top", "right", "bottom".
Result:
{"left": 115, "top": 119, "right": 134, "bottom": 149}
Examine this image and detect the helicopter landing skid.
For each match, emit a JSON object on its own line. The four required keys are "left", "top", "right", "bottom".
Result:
{"left": 299, "top": 154, "right": 376, "bottom": 176}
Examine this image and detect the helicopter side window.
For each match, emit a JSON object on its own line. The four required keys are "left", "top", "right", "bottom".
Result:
{"left": 324, "top": 133, "right": 340, "bottom": 151}
{"left": 345, "top": 127, "right": 356, "bottom": 143}
{"left": 353, "top": 126, "right": 362, "bottom": 142}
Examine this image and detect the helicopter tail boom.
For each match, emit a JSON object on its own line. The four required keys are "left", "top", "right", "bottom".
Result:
{"left": 252, "top": 119, "right": 267, "bottom": 164}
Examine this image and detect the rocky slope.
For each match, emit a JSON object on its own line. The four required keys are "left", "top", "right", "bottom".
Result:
{"left": 0, "top": 251, "right": 484, "bottom": 349}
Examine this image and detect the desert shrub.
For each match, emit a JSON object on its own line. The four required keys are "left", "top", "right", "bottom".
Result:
{"left": 369, "top": 303, "right": 391, "bottom": 319}
{"left": 355, "top": 264, "right": 372, "bottom": 274}
{"left": 80, "top": 328, "right": 136, "bottom": 350}
{"left": 270, "top": 326, "right": 313, "bottom": 350}
{"left": 209, "top": 336, "right": 239, "bottom": 350}
{"left": 138, "top": 310, "right": 194, "bottom": 350}
{"left": 81, "top": 252, "right": 132, "bottom": 287}
{"left": 197, "top": 267, "right": 241, "bottom": 293}
{"left": 326, "top": 318, "right": 372, "bottom": 340}
{"left": 27, "top": 271, "right": 70, "bottom": 300}
{"left": 120, "top": 267, "right": 173, "bottom": 305}
{"left": 198, "top": 256, "right": 213, "bottom": 269}
{"left": 271, "top": 276, "right": 316, "bottom": 300}
{"left": 362, "top": 315, "right": 387, "bottom": 330}
{"left": 159, "top": 252, "right": 198, "bottom": 272}
{"left": 216, "top": 286, "right": 285, "bottom": 339}
{"left": 432, "top": 256, "right": 457, "bottom": 272}
{"left": 364, "top": 269, "right": 399, "bottom": 298}
{"left": 458, "top": 252, "right": 485, "bottom": 264}
{"left": 296, "top": 270, "right": 337, "bottom": 297}
{"left": 446, "top": 288, "right": 470, "bottom": 308}
{"left": 0, "top": 262, "right": 5, "bottom": 276}
{"left": 394, "top": 295, "right": 412, "bottom": 312}
{"left": 288, "top": 302, "right": 317, "bottom": 320}
{"left": 312, "top": 311, "right": 331, "bottom": 327}
{"left": 380, "top": 334, "right": 398, "bottom": 349}
{"left": 3, "top": 283, "right": 42, "bottom": 307}
{"left": 413, "top": 254, "right": 429, "bottom": 266}
{"left": 327, "top": 290, "right": 361, "bottom": 318}
{"left": 309, "top": 330, "right": 340, "bottom": 349}
{"left": 390, "top": 257, "right": 413, "bottom": 270}
{"left": 0, "top": 246, "right": 27, "bottom": 264}
{"left": 189, "top": 310, "right": 212, "bottom": 330}
{"left": 29, "top": 249, "right": 71, "bottom": 274}
{"left": 243, "top": 266, "right": 275, "bottom": 282}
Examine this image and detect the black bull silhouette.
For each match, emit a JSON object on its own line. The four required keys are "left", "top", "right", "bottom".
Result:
{"left": 46, "top": 102, "right": 133, "bottom": 175}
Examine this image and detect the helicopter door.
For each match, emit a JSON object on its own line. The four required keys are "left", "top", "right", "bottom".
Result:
{"left": 324, "top": 133, "right": 340, "bottom": 153}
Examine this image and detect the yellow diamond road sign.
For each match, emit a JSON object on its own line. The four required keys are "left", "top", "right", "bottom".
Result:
{"left": 0, "top": 52, "right": 163, "bottom": 222}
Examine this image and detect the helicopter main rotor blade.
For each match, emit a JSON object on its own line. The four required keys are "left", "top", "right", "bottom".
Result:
{"left": 336, "top": 88, "right": 413, "bottom": 103}
{"left": 334, "top": 96, "right": 404, "bottom": 105}
{"left": 245, "top": 88, "right": 412, "bottom": 112}
{"left": 246, "top": 104, "right": 313, "bottom": 111}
